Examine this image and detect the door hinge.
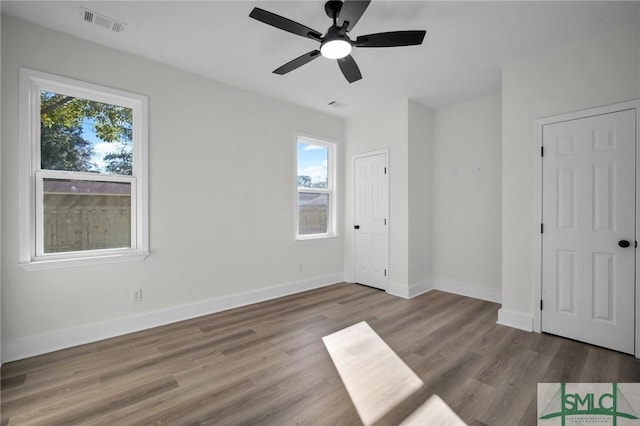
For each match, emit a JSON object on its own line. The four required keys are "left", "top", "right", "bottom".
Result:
{"left": 384, "top": 269, "right": 387, "bottom": 277}
{"left": 540, "top": 299, "right": 543, "bottom": 310}
{"left": 541, "top": 146, "right": 544, "bottom": 157}
{"left": 384, "top": 167, "right": 387, "bottom": 174}
{"left": 384, "top": 218, "right": 387, "bottom": 225}
{"left": 541, "top": 223, "right": 544, "bottom": 234}
{"left": 636, "top": 241, "right": 638, "bottom": 248}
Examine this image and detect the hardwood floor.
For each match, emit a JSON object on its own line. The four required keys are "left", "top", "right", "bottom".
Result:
{"left": 1, "top": 283, "right": 639, "bottom": 425}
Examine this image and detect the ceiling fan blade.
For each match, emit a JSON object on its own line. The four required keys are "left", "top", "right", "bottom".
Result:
{"left": 249, "top": 8, "right": 322, "bottom": 41}
{"left": 338, "top": 0, "right": 371, "bottom": 32}
{"left": 355, "top": 30, "right": 426, "bottom": 48}
{"left": 273, "top": 50, "right": 322, "bottom": 75}
{"left": 337, "top": 55, "right": 362, "bottom": 83}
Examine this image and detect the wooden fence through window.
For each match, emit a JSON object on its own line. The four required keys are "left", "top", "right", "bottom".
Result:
{"left": 44, "top": 194, "right": 131, "bottom": 253}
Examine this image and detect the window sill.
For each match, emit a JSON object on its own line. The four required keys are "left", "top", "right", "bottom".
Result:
{"left": 19, "top": 251, "right": 150, "bottom": 271}
{"left": 296, "top": 234, "right": 340, "bottom": 242}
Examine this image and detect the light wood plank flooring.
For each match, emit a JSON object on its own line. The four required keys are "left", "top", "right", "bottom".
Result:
{"left": 2, "top": 283, "right": 639, "bottom": 425}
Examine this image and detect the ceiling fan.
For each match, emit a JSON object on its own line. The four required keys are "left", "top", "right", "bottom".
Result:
{"left": 249, "top": 0, "right": 426, "bottom": 83}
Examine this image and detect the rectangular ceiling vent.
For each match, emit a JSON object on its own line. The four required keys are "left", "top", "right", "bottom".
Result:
{"left": 79, "top": 7, "right": 127, "bottom": 33}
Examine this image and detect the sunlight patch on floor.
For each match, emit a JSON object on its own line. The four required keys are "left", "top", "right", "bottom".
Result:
{"left": 399, "top": 394, "right": 467, "bottom": 426}
{"left": 322, "top": 321, "right": 424, "bottom": 425}
{"left": 322, "top": 321, "right": 467, "bottom": 426}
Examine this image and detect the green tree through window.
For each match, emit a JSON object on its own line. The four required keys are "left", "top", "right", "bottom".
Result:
{"left": 40, "top": 91, "right": 133, "bottom": 175}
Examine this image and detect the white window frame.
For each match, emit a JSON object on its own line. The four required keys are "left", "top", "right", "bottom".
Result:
{"left": 295, "top": 134, "right": 337, "bottom": 240}
{"left": 19, "top": 68, "right": 149, "bottom": 270}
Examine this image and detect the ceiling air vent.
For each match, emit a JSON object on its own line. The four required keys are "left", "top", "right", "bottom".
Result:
{"left": 79, "top": 7, "right": 127, "bottom": 33}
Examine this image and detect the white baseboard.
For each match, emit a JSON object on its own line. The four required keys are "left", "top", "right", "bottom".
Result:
{"left": 385, "top": 280, "right": 433, "bottom": 299}
{"left": 409, "top": 280, "right": 433, "bottom": 298}
{"left": 386, "top": 282, "right": 409, "bottom": 298}
{"left": 432, "top": 279, "right": 501, "bottom": 303}
{"left": 2, "top": 273, "right": 344, "bottom": 363}
{"left": 497, "top": 308, "right": 533, "bottom": 332}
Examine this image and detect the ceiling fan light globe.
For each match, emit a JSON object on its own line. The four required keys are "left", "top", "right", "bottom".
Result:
{"left": 320, "top": 39, "right": 352, "bottom": 59}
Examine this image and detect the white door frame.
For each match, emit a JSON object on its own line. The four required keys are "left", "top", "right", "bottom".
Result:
{"left": 533, "top": 99, "right": 640, "bottom": 357}
{"left": 352, "top": 148, "right": 390, "bottom": 288}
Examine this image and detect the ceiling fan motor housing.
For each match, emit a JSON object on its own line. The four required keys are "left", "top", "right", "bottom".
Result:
{"left": 324, "top": 25, "right": 350, "bottom": 43}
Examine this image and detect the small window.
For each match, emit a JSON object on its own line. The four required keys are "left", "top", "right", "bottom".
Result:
{"left": 296, "top": 136, "right": 336, "bottom": 239}
{"left": 19, "top": 69, "right": 149, "bottom": 269}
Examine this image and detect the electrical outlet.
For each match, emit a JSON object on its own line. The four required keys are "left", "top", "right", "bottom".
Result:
{"left": 131, "top": 288, "right": 142, "bottom": 303}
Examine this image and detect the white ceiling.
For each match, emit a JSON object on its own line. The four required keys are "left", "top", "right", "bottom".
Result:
{"left": 2, "top": 1, "right": 639, "bottom": 117}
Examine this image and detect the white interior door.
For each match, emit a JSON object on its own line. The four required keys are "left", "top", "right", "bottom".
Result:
{"left": 541, "top": 109, "right": 636, "bottom": 354}
{"left": 354, "top": 152, "right": 388, "bottom": 290}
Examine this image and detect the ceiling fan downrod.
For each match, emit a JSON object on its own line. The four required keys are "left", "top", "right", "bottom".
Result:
{"left": 324, "top": 1, "right": 344, "bottom": 24}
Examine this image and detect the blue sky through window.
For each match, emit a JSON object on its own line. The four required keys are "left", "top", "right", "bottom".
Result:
{"left": 80, "top": 118, "right": 131, "bottom": 173}
{"left": 297, "top": 142, "right": 328, "bottom": 187}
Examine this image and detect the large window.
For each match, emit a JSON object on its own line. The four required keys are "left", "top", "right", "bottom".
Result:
{"left": 296, "top": 136, "right": 336, "bottom": 239}
{"left": 19, "top": 68, "right": 149, "bottom": 269}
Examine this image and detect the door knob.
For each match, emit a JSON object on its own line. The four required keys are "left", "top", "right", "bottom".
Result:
{"left": 618, "top": 240, "right": 631, "bottom": 248}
